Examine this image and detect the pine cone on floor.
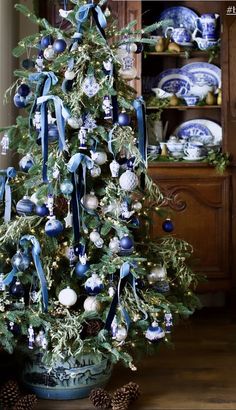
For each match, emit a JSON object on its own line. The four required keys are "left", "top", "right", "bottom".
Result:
{"left": 111, "top": 387, "right": 130, "bottom": 410}
{"left": 0, "top": 380, "right": 21, "bottom": 409}
{"left": 89, "top": 387, "right": 112, "bottom": 409}
{"left": 122, "top": 382, "right": 140, "bottom": 403}
{"left": 13, "top": 394, "right": 37, "bottom": 410}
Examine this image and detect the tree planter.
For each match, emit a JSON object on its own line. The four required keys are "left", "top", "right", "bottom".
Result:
{"left": 21, "top": 352, "right": 112, "bottom": 400}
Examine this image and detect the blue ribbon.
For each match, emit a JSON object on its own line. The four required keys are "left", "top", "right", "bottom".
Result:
{"left": 133, "top": 96, "right": 147, "bottom": 166}
{"left": 37, "top": 95, "right": 70, "bottom": 182}
{"left": 19, "top": 235, "right": 48, "bottom": 312}
{"left": 2, "top": 266, "right": 18, "bottom": 286}
{"left": 0, "top": 167, "right": 16, "bottom": 223}
{"left": 75, "top": 2, "right": 107, "bottom": 39}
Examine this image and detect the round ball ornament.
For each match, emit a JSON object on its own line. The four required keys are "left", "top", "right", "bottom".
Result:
{"left": 64, "top": 70, "right": 76, "bottom": 80}
{"left": 90, "top": 165, "right": 101, "bottom": 178}
{"left": 60, "top": 180, "right": 74, "bottom": 196}
{"left": 109, "top": 237, "right": 120, "bottom": 253}
{"left": 67, "top": 117, "right": 82, "bottom": 129}
{"left": 83, "top": 296, "right": 102, "bottom": 313}
{"left": 43, "top": 45, "right": 56, "bottom": 61}
{"left": 118, "top": 112, "right": 131, "bottom": 126}
{"left": 147, "top": 265, "right": 167, "bottom": 284}
{"left": 89, "top": 229, "right": 101, "bottom": 243}
{"left": 81, "top": 191, "right": 99, "bottom": 210}
{"left": 132, "top": 201, "right": 142, "bottom": 211}
{"left": 10, "top": 280, "right": 25, "bottom": 298}
{"left": 91, "top": 151, "right": 107, "bottom": 165}
{"left": 48, "top": 124, "right": 59, "bottom": 141}
{"left": 19, "top": 154, "right": 34, "bottom": 173}
{"left": 17, "top": 83, "right": 30, "bottom": 97}
{"left": 162, "top": 218, "right": 174, "bottom": 233}
{"left": 13, "top": 94, "right": 28, "bottom": 108}
{"left": 134, "top": 42, "right": 143, "bottom": 54}
{"left": 120, "top": 234, "right": 134, "bottom": 250}
{"left": 58, "top": 286, "right": 77, "bottom": 307}
{"left": 16, "top": 196, "right": 35, "bottom": 216}
{"left": 40, "top": 35, "right": 54, "bottom": 49}
{"left": 35, "top": 204, "right": 49, "bottom": 217}
{"left": 45, "top": 216, "right": 64, "bottom": 237}
{"left": 53, "top": 38, "right": 67, "bottom": 53}
{"left": 84, "top": 273, "right": 104, "bottom": 295}
{"left": 75, "top": 261, "right": 90, "bottom": 278}
{"left": 145, "top": 321, "right": 165, "bottom": 343}
{"left": 11, "top": 251, "right": 30, "bottom": 271}
{"left": 119, "top": 170, "right": 139, "bottom": 192}
{"left": 114, "top": 326, "right": 128, "bottom": 342}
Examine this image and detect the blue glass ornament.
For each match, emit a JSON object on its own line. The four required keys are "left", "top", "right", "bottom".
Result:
{"left": 162, "top": 218, "right": 174, "bottom": 233}
{"left": 10, "top": 280, "right": 25, "bottom": 298}
{"left": 21, "top": 59, "right": 34, "bottom": 69}
{"left": 48, "top": 124, "right": 59, "bottom": 141}
{"left": 16, "top": 196, "right": 35, "bottom": 216}
{"left": 13, "top": 94, "right": 28, "bottom": 108}
{"left": 84, "top": 273, "right": 104, "bottom": 295}
{"left": 118, "top": 112, "right": 131, "bottom": 126}
{"left": 134, "top": 42, "right": 143, "bottom": 54}
{"left": 11, "top": 251, "right": 30, "bottom": 271}
{"left": 45, "top": 217, "right": 64, "bottom": 237}
{"left": 154, "top": 280, "right": 170, "bottom": 294}
{"left": 35, "top": 204, "right": 49, "bottom": 217}
{"left": 131, "top": 216, "right": 140, "bottom": 227}
{"left": 60, "top": 180, "right": 74, "bottom": 196}
{"left": 41, "top": 35, "right": 54, "bottom": 49}
{"left": 53, "top": 39, "right": 67, "bottom": 53}
{"left": 75, "top": 261, "right": 90, "bottom": 278}
{"left": 17, "top": 83, "right": 30, "bottom": 97}
{"left": 120, "top": 235, "right": 134, "bottom": 250}
{"left": 19, "top": 154, "right": 34, "bottom": 173}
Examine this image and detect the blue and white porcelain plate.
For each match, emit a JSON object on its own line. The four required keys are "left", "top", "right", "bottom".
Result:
{"left": 159, "top": 6, "right": 199, "bottom": 33}
{"left": 182, "top": 62, "right": 221, "bottom": 89}
{"left": 156, "top": 69, "right": 194, "bottom": 97}
{"left": 174, "top": 119, "right": 222, "bottom": 145}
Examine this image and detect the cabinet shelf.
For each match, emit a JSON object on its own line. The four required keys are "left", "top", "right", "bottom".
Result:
{"left": 146, "top": 51, "right": 217, "bottom": 58}
{"left": 147, "top": 105, "right": 221, "bottom": 110}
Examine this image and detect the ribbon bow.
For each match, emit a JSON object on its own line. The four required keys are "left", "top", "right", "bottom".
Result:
{"left": 133, "top": 96, "right": 148, "bottom": 167}
{"left": 19, "top": 235, "right": 48, "bottom": 312}
{"left": 37, "top": 95, "right": 70, "bottom": 182}
{"left": 75, "top": 2, "right": 107, "bottom": 39}
{"left": 0, "top": 167, "right": 16, "bottom": 223}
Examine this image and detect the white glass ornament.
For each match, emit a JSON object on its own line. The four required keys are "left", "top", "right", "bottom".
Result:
{"left": 89, "top": 229, "right": 101, "bottom": 243}
{"left": 132, "top": 201, "right": 142, "bottom": 211}
{"left": 109, "top": 237, "right": 120, "bottom": 253}
{"left": 0, "top": 133, "right": 9, "bottom": 155}
{"left": 129, "top": 43, "right": 138, "bottom": 53}
{"left": 81, "top": 191, "right": 99, "bottom": 210}
{"left": 90, "top": 151, "right": 107, "bottom": 165}
{"left": 58, "top": 286, "right": 77, "bottom": 307}
{"left": 119, "top": 170, "right": 139, "bottom": 191}
{"left": 109, "top": 159, "right": 120, "bottom": 177}
{"left": 103, "top": 59, "right": 113, "bottom": 73}
{"left": 147, "top": 265, "right": 167, "bottom": 284}
{"left": 104, "top": 7, "right": 111, "bottom": 17}
{"left": 43, "top": 45, "right": 56, "bottom": 61}
{"left": 114, "top": 326, "right": 128, "bottom": 342}
{"left": 65, "top": 70, "right": 76, "bottom": 80}
{"left": 82, "top": 75, "right": 100, "bottom": 98}
{"left": 90, "top": 165, "right": 101, "bottom": 177}
{"left": 94, "top": 237, "right": 104, "bottom": 248}
{"left": 67, "top": 116, "right": 83, "bottom": 129}
{"left": 83, "top": 296, "right": 101, "bottom": 312}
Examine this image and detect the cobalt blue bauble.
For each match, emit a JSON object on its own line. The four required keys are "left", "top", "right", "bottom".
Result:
{"left": 162, "top": 218, "right": 174, "bottom": 233}
{"left": 48, "top": 124, "right": 59, "bottom": 141}
{"left": 35, "top": 204, "right": 49, "bottom": 217}
{"left": 118, "top": 112, "right": 131, "bottom": 126}
{"left": 19, "top": 154, "right": 34, "bottom": 173}
{"left": 53, "top": 39, "right": 67, "bottom": 53}
{"left": 21, "top": 59, "right": 34, "bottom": 69}
{"left": 41, "top": 35, "right": 54, "bottom": 49}
{"left": 13, "top": 94, "right": 28, "bottom": 108}
{"left": 45, "top": 218, "right": 64, "bottom": 237}
{"left": 17, "top": 83, "right": 30, "bottom": 97}
{"left": 120, "top": 235, "right": 134, "bottom": 250}
{"left": 11, "top": 251, "right": 30, "bottom": 271}
{"left": 75, "top": 262, "right": 90, "bottom": 278}
{"left": 60, "top": 180, "right": 74, "bottom": 196}
{"left": 131, "top": 216, "right": 140, "bottom": 227}
{"left": 135, "top": 42, "right": 143, "bottom": 54}
{"left": 10, "top": 280, "right": 25, "bottom": 298}
{"left": 16, "top": 196, "right": 35, "bottom": 216}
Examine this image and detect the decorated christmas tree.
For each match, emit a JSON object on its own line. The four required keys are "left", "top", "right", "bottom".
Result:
{"left": 0, "top": 0, "right": 200, "bottom": 399}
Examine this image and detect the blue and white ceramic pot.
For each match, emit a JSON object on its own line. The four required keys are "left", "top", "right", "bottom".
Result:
{"left": 21, "top": 352, "right": 112, "bottom": 400}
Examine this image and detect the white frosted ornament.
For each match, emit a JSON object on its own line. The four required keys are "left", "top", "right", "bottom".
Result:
{"left": 114, "top": 326, "right": 128, "bottom": 342}
{"left": 147, "top": 265, "right": 167, "bottom": 284}
{"left": 81, "top": 191, "right": 99, "bottom": 210}
{"left": 129, "top": 43, "right": 138, "bottom": 53}
{"left": 119, "top": 170, "right": 139, "bottom": 191}
{"left": 64, "top": 70, "right": 76, "bottom": 80}
{"left": 132, "top": 201, "right": 142, "bottom": 211}
{"left": 89, "top": 229, "right": 101, "bottom": 243}
{"left": 90, "top": 165, "right": 101, "bottom": 177}
{"left": 43, "top": 45, "right": 56, "bottom": 61}
{"left": 58, "top": 286, "right": 77, "bottom": 307}
{"left": 90, "top": 151, "right": 107, "bottom": 165}
{"left": 67, "top": 116, "right": 83, "bottom": 129}
{"left": 109, "top": 159, "right": 120, "bottom": 177}
{"left": 109, "top": 237, "right": 120, "bottom": 253}
{"left": 83, "top": 296, "right": 102, "bottom": 312}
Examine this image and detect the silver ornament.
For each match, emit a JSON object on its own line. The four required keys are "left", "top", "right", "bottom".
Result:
{"left": 109, "top": 237, "right": 120, "bottom": 253}
{"left": 132, "top": 201, "right": 142, "bottom": 211}
{"left": 83, "top": 296, "right": 102, "bottom": 312}
{"left": 90, "top": 151, "right": 107, "bottom": 165}
{"left": 114, "top": 326, "right": 128, "bottom": 342}
{"left": 89, "top": 230, "right": 101, "bottom": 243}
{"left": 90, "top": 165, "right": 101, "bottom": 177}
{"left": 64, "top": 70, "right": 76, "bottom": 80}
{"left": 67, "top": 116, "right": 83, "bottom": 129}
{"left": 119, "top": 170, "right": 139, "bottom": 191}
{"left": 147, "top": 265, "right": 167, "bottom": 284}
{"left": 43, "top": 45, "right": 56, "bottom": 61}
{"left": 81, "top": 191, "right": 99, "bottom": 210}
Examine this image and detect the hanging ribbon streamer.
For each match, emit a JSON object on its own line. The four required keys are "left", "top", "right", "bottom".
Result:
{"left": 67, "top": 153, "right": 94, "bottom": 253}
{"left": 75, "top": 2, "right": 107, "bottom": 40}
{"left": 19, "top": 235, "right": 48, "bottom": 312}
{"left": 111, "top": 66, "right": 119, "bottom": 124}
{"left": 2, "top": 266, "right": 18, "bottom": 286}
{"left": 37, "top": 95, "right": 70, "bottom": 182}
{"left": 133, "top": 96, "right": 148, "bottom": 167}
{"left": 0, "top": 167, "right": 16, "bottom": 223}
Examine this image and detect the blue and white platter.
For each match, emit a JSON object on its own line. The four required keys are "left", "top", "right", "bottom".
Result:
{"left": 156, "top": 68, "right": 194, "bottom": 97}
{"left": 182, "top": 62, "right": 221, "bottom": 90}
{"left": 174, "top": 119, "right": 222, "bottom": 145}
{"left": 159, "top": 6, "right": 199, "bottom": 33}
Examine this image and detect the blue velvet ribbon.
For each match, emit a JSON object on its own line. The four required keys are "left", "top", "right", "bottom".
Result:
{"left": 19, "top": 235, "right": 48, "bottom": 312}
{"left": 133, "top": 96, "right": 147, "bottom": 166}
{"left": 2, "top": 266, "right": 18, "bottom": 286}
{"left": 37, "top": 95, "right": 70, "bottom": 182}
{"left": 67, "top": 153, "right": 94, "bottom": 253}
{"left": 75, "top": 2, "right": 107, "bottom": 39}
{"left": 0, "top": 167, "right": 16, "bottom": 223}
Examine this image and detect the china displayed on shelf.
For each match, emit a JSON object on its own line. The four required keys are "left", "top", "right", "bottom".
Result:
{"left": 182, "top": 62, "right": 221, "bottom": 91}
{"left": 195, "top": 13, "right": 220, "bottom": 41}
{"left": 174, "top": 119, "right": 222, "bottom": 145}
{"left": 165, "top": 25, "right": 194, "bottom": 47}
{"left": 158, "top": 6, "right": 199, "bottom": 33}
{"left": 156, "top": 68, "right": 194, "bottom": 97}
